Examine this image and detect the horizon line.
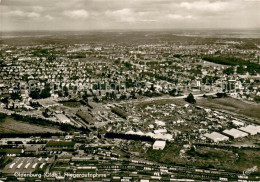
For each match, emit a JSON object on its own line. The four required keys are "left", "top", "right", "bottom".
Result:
{"left": 1, "top": 27, "right": 260, "bottom": 33}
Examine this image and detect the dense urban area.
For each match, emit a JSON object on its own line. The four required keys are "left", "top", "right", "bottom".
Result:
{"left": 0, "top": 31, "right": 260, "bottom": 181}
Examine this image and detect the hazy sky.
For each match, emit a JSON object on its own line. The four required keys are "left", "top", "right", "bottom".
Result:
{"left": 1, "top": 0, "right": 260, "bottom": 31}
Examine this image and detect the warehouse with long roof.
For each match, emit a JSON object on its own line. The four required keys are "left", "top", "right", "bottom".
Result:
{"left": 223, "top": 128, "right": 248, "bottom": 138}
{"left": 239, "top": 125, "right": 260, "bottom": 135}
{"left": 204, "top": 132, "right": 229, "bottom": 143}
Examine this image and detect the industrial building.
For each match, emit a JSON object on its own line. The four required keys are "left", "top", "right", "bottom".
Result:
{"left": 223, "top": 128, "right": 248, "bottom": 139}
{"left": 56, "top": 114, "right": 70, "bottom": 124}
{"left": 204, "top": 132, "right": 229, "bottom": 143}
{"left": 153, "top": 140, "right": 166, "bottom": 150}
{"left": 239, "top": 125, "right": 260, "bottom": 135}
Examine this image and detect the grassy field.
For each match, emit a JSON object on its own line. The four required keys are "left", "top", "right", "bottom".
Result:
{"left": 46, "top": 140, "right": 75, "bottom": 147}
{"left": 0, "top": 149, "right": 22, "bottom": 154}
{"left": 146, "top": 143, "right": 236, "bottom": 166}
{"left": 0, "top": 117, "right": 62, "bottom": 134}
{"left": 60, "top": 101, "right": 81, "bottom": 108}
{"left": 229, "top": 149, "right": 260, "bottom": 173}
{"left": 0, "top": 157, "right": 13, "bottom": 169}
{"left": 135, "top": 96, "right": 260, "bottom": 120}
{"left": 146, "top": 142, "right": 260, "bottom": 173}
{"left": 146, "top": 143, "right": 185, "bottom": 165}
{"left": 136, "top": 98, "right": 186, "bottom": 110}
{"left": 196, "top": 97, "right": 260, "bottom": 122}
{"left": 189, "top": 146, "right": 260, "bottom": 173}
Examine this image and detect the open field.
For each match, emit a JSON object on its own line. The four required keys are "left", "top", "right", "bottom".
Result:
{"left": 146, "top": 143, "right": 185, "bottom": 164}
{"left": 135, "top": 98, "right": 186, "bottom": 109}
{"left": 146, "top": 144, "right": 237, "bottom": 168}
{"left": 46, "top": 140, "right": 75, "bottom": 147}
{"left": 190, "top": 146, "right": 260, "bottom": 173}
{"left": 230, "top": 149, "right": 260, "bottom": 173}
{"left": 59, "top": 101, "right": 82, "bottom": 108}
{"left": 0, "top": 117, "right": 62, "bottom": 134}
{"left": 196, "top": 97, "right": 260, "bottom": 122}
{"left": 146, "top": 142, "right": 260, "bottom": 173}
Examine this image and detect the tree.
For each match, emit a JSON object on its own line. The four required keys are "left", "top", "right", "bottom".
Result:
{"left": 83, "top": 91, "right": 88, "bottom": 100}
{"left": 237, "top": 66, "right": 246, "bottom": 74}
{"left": 40, "top": 87, "right": 51, "bottom": 98}
{"left": 216, "top": 92, "right": 227, "bottom": 98}
{"left": 169, "top": 89, "right": 177, "bottom": 96}
{"left": 254, "top": 96, "right": 260, "bottom": 103}
{"left": 110, "top": 91, "right": 116, "bottom": 100}
{"left": 30, "top": 89, "right": 40, "bottom": 99}
{"left": 119, "top": 94, "right": 127, "bottom": 100}
{"left": 223, "top": 67, "right": 234, "bottom": 75}
{"left": 11, "top": 92, "right": 22, "bottom": 101}
{"left": 186, "top": 93, "right": 196, "bottom": 104}
{"left": 63, "top": 86, "right": 69, "bottom": 97}
{"left": 0, "top": 60, "right": 4, "bottom": 67}
{"left": 0, "top": 113, "right": 7, "bottom": 123}
{"left": 130, "top": 91, "right": 137, "bottom": 99}
{"left": 150, "top": 84, "right": 155, "bottom": 91}
{"left": 43, "top": 108, "right": 51, "bottom": 118}
{"left": 93, "top": 96, "right": 99, "bottom": 103}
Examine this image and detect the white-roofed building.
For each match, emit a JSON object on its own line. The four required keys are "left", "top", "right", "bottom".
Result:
{"left": 153, "top": 140, "right": 166, "bottom": 150}
{"left": 223, "top": 128, "right": 248, "bottom": 138}
{"left": 140, "top": 180, "right": 149, "bottom": 182}
{"left": 239, "top": 125, "right": 260, "bottom": 135}
{"left": 154, "top": 129, "right": 167, "bottom": 134}
{"left": 204, "top": 132, "right": 229, "bottom": 143}
{"left": 155, "top": 120, "right": 165, "bottom": 126}
{"left": 56, "top": 114, "right": 70, "bottom": 124}
{"left": 231, "top": 120, "right": 244, "bottom": 127}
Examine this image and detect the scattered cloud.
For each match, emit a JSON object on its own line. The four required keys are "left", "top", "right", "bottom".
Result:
{"left": 179, "top": 1, "right": 229, "bottom": 12}
{"left": 167, "top": 14, "right": 194, "bottom": 20}
{"left": 32, "top": 6, "right": 44, "bottom": 12}
{"left": 45, "top": 15, "right": 54, "bottom": 20}
{"left": 27, "top": 12, "right": 40, "bottom": 18}
{"left": 8, "top": 10, "right": 40, "bottom": 18}
{"left": 105, "top": 8, "right": 136, "bottom": 23}
{"left": 1, "top": 0, "right": 259, "bottom": 30}
{"left": 63, "top": 9, "right": 89, "bottom": 19}
{"left": 105, "top": 8, "right": 159, "bottom": 23}
{"left": 140, "top": 19, "right": 157, "bottom": 22}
